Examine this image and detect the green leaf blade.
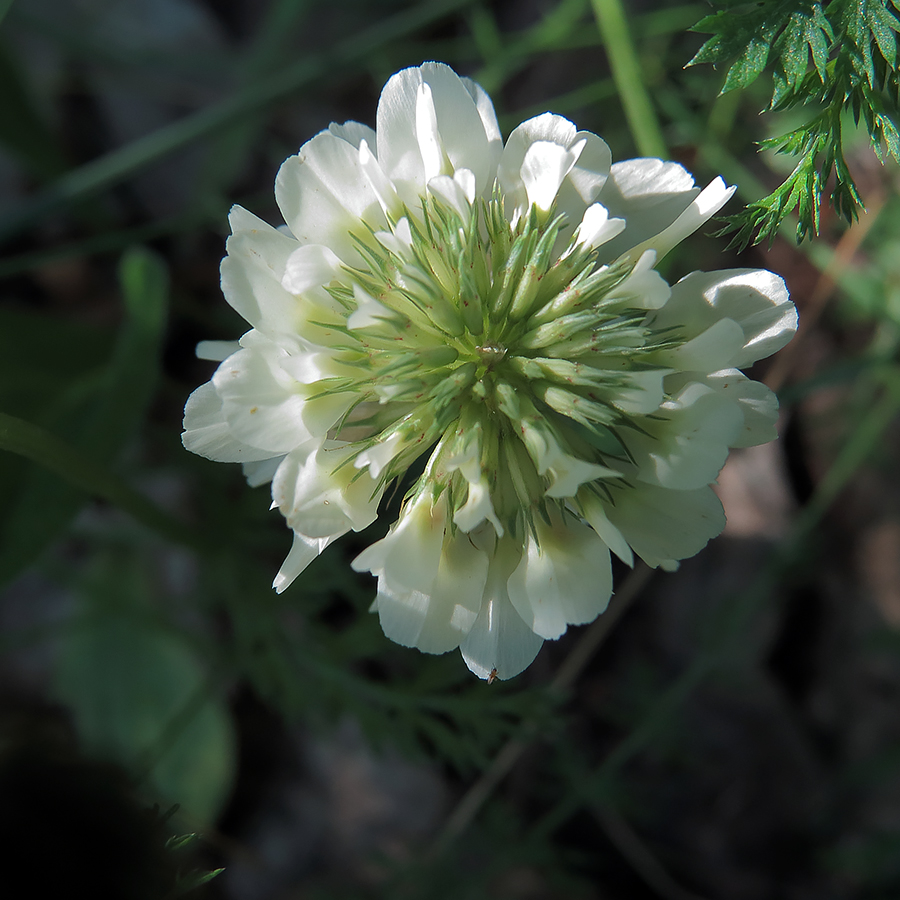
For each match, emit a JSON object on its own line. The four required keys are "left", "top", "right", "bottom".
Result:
{"left": 0, "top": 247, "right": 172, "bottom": 584}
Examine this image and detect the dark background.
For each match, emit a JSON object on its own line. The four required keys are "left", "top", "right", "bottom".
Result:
{"left": 1, "top": 1, "right": 899, "bottom": 898}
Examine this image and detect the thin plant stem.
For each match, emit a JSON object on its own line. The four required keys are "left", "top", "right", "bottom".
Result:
{"left": 590, "top": 801, "right": 710, "bottom": 900}
{"left": 430, "top": 563, "right": 653, "bottom": 857}
{"left": 0, "top": 211, "right": 204, "bottom": 278}
{"left": 590, "top": 0, "right": 668, "bottom": 158}
{"left": 794, "top": 367, "right": 900, "bottom": 530}
{"left": 0, "top": 0, "right": 476, "bottom": 241}
{"left": 0, "top": 411, "right": 208, "bottom": 552}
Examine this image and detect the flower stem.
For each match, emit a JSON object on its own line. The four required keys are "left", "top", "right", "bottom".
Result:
{"left": 0, "top": 411, "right": 207, "bottom": 552}
{"left": 0, "top": 0, "right": 478, "bottom": 241}
{"left": 590, "top": 0, "right": 668, "bottom": 159}
{"left": 429, "top": 563, "right": 653, "bottom": 856}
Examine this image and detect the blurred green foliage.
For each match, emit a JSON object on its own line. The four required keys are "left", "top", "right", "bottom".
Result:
{"left": 0, "top": 0, "right": 899, "bottom": 898}
{"left": 689, "top": 0, "right": 900, "bottom": 246}
{"left": 54, "top": 551, "right": 236, "bottom": 824}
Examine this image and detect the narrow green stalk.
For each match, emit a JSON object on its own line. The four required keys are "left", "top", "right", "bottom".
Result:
{"left": 0, "top": 411, "right": 207, "bottom": 552}
{"left": 0, "top": 0, "right": 476, "bottom": 241}
{"left": 530, "top": 655, "right": 714, "bottom": 840}
{"left": 0, "top": 211, "right": 201, "bottom": 278}
{"left": 590, "top": 0, "right": 668, "bottom": 158}
{"left": 795, "top": 368, "right": 900, "bottom": 530}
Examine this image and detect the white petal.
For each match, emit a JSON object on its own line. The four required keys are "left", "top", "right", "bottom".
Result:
{"left": 280, "top": 243, "right": 344, "bottom": 308}
{"left": 427, "top": 171, "right": 474, "bottom": 218}
{"left": 658, "top": 318, "right": 747, "bottom": 373}
{"left": 627, "top": 382, "right": 743, "bottom": 489}
{"left": 273, "top": 334, "right": 344, "bottom": 384}
{"left": 327, "top": 120, "right": 376, "bottom": 149}
{"left": 609, "top": 369, "right": 668, "bottom": 415}
{"left": 272, "top": 441, "right": 383, "bottom": 538}
{"left": 575, "top": 203, "right": 626, "bottom": 249}
{"left": 297, "top": 389, "right": 353, "bottom": 440}
{"left": 705, "top": 369, "right": 780, "bottom": 448}
{"left": 504, "top": 112, "right": 579, "bottom": 153}
{"left": 445, "top": 440, "right": 504, "bottom": 535}
{"left": 623, "top": 177, "right": 736, "bottom": 263}
{"left": 454, "top": 167, "right": 477, "bottom": 201}
{"left": 652, "top": 269, "right": 797, "bottom": 369}
{"left": 460, "top": 75, "right": 502, "bottom": 154}
{"left": 347, "top": 284, "right": 397, "bottom": 331}
{"left": 221, "top": 206, "right": 304, "bottom": 334}
{"left": 657, "top": 269, "right": 797, "bottom": 368}
{"left": 243, "top": 456, "right": 283, "bottom": 487}
{"left": 545, "top": 456, "right": 620, "bottom": 499}
{"left": 520, "top": 139, "right": 585, "bottom": 212}
{"left": 594, "top": 159, "right": 703, "bottom": 263}
{"left": 507, "top": 512, "right": 613, "bottom": 640}
{"left": 273, "top": 531, "right": 340, "bottom": 593}
{"left": 517, "top": 416, "right": 618, "bottom": 498}
{"left": 358, "top": 139, "right": 402, "bottom": 218}
{"left": 213, "top": 341, "right": 345, "bottom": 453}
{"left": 605, "top": 482, "right": 726, "bottom": 568}
{"left": 498, "top": 114, "right": 610, "bottom": 224}
{"left": 516, "top": 415, "right": 562, "bottom": 474}
{"left": 373, "top": 217, "right": 413, "bottom": 258}
{"left": 454, "top": 478, "right": 504, "bottom": 536}
{"left": 577, "top": 491, "right": 634, "bottom": 566}
{"left": 458, "top": 539, "right": 544, "bottom": 681}
{"left": 416, "top": 82, "right": 446, "bottom": 183}
{"left": 196, "top": 340, "right": 240, "bottom": 361}
{"left": 275, "top": 130, "right": 387, "bottom": 262}
{"left": 352, "top": 431, "right": 405, "bottom": 479}
{"left": 352, "top": 491, "right": 446, "bottom": 595}
{"left": 565, "top": 131, "right": 613, "bottom": 207}
{"left": 499, "top": 113, "right": 577, "bottom": 216}
{"left": 182, "top": 382, "right": 275, "bottom": 463}
{"left": 376, "top": 62, "right": 498, "bottom": 203}
{"left": 374, "top": 529, "right": 488, "bottom": 654}
{"left": 604, "top": 250, "right": 671, "bottom": 310}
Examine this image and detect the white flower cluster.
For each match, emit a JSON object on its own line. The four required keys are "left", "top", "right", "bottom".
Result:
{"left": 183, "top": 63, "right": 797, "bottom": 680}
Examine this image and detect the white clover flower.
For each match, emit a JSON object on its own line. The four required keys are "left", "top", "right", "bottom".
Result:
{"left": 183, "top": 63, "right": 797, "bottom": 680}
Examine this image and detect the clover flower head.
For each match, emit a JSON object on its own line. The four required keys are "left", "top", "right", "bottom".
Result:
{"left": 183, "top": 63, "right": 797, "bottom": 680}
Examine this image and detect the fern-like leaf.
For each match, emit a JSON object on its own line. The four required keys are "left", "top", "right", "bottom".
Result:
{"left": 689, "top": 0, "right": 900, "bottom": 247}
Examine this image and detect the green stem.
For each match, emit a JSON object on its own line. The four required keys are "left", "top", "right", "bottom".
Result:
{"left": 0, "top": 210, "right": 203, "bottom": 278}
{"left": 794, "top": 368, "right": 900, "bottom": 531}
{"left": 0, "top": 0, "right": 476, "bottom": 241}
{"left": 590, "top": 0, "right": 668, "bottom": 158}
{"left": 0, "top": 411, "right": 207, "bottom": 551}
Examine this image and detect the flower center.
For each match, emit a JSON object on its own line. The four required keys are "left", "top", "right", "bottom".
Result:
{"left": 475, "top": 343, "right": 506, "bottom": 368}
{"left": 308, "top": 187, "right": 670, "bottom": 536}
